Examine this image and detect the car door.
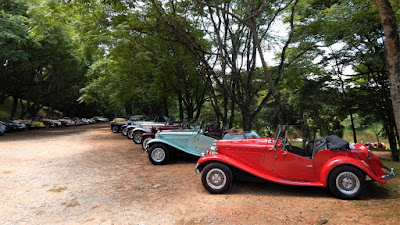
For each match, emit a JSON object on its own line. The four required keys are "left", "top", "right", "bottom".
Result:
{"left": 273, "top": 147, "right": 314, "bottom": 182}
{"left": 268, "top": 126, "right": 315, "bottom": 182}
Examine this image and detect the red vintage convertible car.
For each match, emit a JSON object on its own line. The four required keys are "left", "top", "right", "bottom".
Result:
{"left": 195, "top": 125, "right": 395, "bottom": 199}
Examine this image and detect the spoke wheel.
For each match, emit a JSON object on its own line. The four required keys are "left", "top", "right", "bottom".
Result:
{"left": 132, "top": 131, "right": 144, "bottom": 144}
{"left": 201, "top": 162, "right": 232, "bottom": 194}
{"left": 328, "top": 165, "right": 366, "bottom": 200}
{"left": 127, "top": 129, "right": 134, "bottom": 139}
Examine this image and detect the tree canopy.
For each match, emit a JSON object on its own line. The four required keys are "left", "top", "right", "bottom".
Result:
{"left": 1, "top": 0, "right": 399, "bottom": 159}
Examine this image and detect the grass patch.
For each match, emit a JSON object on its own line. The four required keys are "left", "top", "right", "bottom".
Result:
{"left": 378, "top": 159, "right": 400, "bottom": 198}
{"left": 381, "top": 159, "right": 400, "bottom": 170}
{"left": 353, "top": 201, "right": 369, "bottom": 207}
{"left": 342, "top": 130, "right": 389, "bottom": 145}
{"left": 62, "top": 198, "right": 80, "bottom": 208}
{"left": 47, "top": 186, "right": 68, "bottom": 193}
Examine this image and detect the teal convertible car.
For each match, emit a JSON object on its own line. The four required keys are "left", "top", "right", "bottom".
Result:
{"left": 145, "top": 123, "right": 260, "bottom": 165}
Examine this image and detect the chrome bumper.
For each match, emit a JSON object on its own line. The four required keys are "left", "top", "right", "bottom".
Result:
{"left": 382, "top": 167, "right": 395, "bottom": 180}
{"left": 195, "top": 163, "right": 200, "bottom": 174}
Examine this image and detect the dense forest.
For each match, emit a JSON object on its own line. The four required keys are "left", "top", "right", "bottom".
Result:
{"left": 0, "top": 0, "right": 399, "bottom": 159}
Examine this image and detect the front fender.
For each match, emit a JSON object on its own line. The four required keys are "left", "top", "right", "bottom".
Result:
{"left": 131, "top": 127, "right": 149, "bottom": 133}
{"left": 319, "top": 156, "right": 387, "bottom": 186}
{"left": 141, "top": 132, "right": 154, "bottom": 137}
{"left": 146, "top": 139, "right": 186, "bottom": 153}
{"left": 126, "top": 125, "right": 137, "bottom": 129}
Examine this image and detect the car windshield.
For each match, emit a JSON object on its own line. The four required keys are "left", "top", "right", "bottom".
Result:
{"left": 274, "top": 125, "right": 351, "bottom": 158}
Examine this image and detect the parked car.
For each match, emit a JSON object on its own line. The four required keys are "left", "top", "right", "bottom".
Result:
{"left": 141, "top": 125, "right": 183, "bottom": 150}
{"left": 146, "top": 122, "right": 260, "bottom": 165}
{"left": 92, "top": 116, "right": 109, "bottom": 122}
{"left": 81, "top": 118, "right": 95, "bottom": 124}
{"left": 0, "top": 122, "right": 6, "bottom": 135}
{"left": 127, "top": 118, "right": 176, "bottom": 143}
{"left": 120, "top": 115, "right": 169, "bottom": 136}
{"left": 59, "top": 117, "right": 75, "bottom": 126}
{"left": 195, "top": 125, "right": 396, "bottom": 200}
{"left": 0, "top": 118, "right": 18, "bottom": 132}
{"left": 12, "top": 120, "right": 27, "bottom": 130}
{"left": 364, "top": 142, "right": 386, "bottom": 149}
{"left": 39, "top": 118, "right": 61, "bottom": 128}
{"left": 110, "top": 115, "right": 147, "bottom": 133}
{"left": 31, "top": 120, "right": 46, "bottom": 128}
{"left": 14, "top": 119, "right": 34, "bottom": 129}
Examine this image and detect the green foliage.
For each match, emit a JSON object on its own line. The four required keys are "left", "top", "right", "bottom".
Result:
{"left": 1, "top": 0, "right": 398, "bottom": 153}
{"left": 0, "top": 0, "right": 91, "bottom": 117}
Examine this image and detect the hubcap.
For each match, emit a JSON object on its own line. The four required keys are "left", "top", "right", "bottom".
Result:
{"left": 151, "top": 148, "right": 165, "bottom": 162}
{"left": 122, "top": 128, "right": 127, "bottom": 135}
{"left": 128, "top": 130, "right": 133, "bottom": 139}
{"left": 134, "top": 133, "right": 142, "bottom": 143}
{"left": 336, "top": 171, "right": 360, "bottom": 195}
{"left": 206, "top": 168, "right": 226, "bottom": 190}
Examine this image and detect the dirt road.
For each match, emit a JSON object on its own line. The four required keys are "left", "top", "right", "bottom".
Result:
{"left": 0, "top": 123, "right": 398, "bottom": 224}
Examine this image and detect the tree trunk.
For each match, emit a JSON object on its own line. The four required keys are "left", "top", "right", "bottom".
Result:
{"left": 229, "top": 97, "right": 235, "bottom": 129}
{"left": 163, "top": 96, "right": 168, "bottom": 117}
{"left": 242, "top": 110, "right": 252, "bottom": 131}
{"left": 10, "top": 96, "right": 18, "bottom": 119}
{"left": 250, "top": 26, "right": 283, "bottom": 124}
{"left": 178, "top": 95, "right": 184, "bottom": 122}
{"left": 19, "top": 98, "right": 25, "bottom": 118}
{"left": 372, "top": 0, "right": 400, "bottom": 161}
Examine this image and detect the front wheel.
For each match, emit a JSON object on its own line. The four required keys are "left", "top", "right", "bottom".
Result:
{"left": 121, "top": 127, "right": 128, "bottom": 136}
{"left": 127, "top": 129, "right": 134, "bottom": 139}
{"left": 201, "top": 162, "right": 233, "bottom": 194}
{"left": 111, "top": 126, "right": 119, "bottom": 133}
{"left": 148, "top": 144, "right": 170, "bottom": 165}
{"left": 132, "top": 131, "right": 144, "bottom": 144}
{"left": 328, "top": 165, "right": 366, "bottom": 200}
{"left": 141, "top": 136, "right": 153, "bottom": 151}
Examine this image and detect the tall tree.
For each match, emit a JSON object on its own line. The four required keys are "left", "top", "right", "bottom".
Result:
{"left": 372, "top": 0, "right": 400, "bottom": 160}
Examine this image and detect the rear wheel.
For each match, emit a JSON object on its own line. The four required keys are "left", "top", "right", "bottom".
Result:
{"left": 148, "top": 144, "right": 170, "bottom": 165}
{"left": 132, "top": 131, "right": 144, "bottom": 144}
{"left": 201, "top": 162, "right": 233, "bottom": 194}
{"left": 328, "top": 165, "right": 366, "bottom": 200}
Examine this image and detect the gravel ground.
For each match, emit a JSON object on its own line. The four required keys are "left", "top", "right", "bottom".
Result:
{"left": 0, "top": 123, "right": 399, "bottom": 225}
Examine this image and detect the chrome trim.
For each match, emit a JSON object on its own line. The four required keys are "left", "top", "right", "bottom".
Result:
{"left": 382, "top": 167, "right": 395, "bottom": 180}
{"left": 195, "top": 164, "right": 200, "bottom": 174}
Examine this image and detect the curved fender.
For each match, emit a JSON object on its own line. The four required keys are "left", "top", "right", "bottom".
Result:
{"left": 131, "top": 127, "right": 149, "bottom": 133}
{"left": 319, "top": 156, "right": 386, "bottom": 186}
{"left": 146, "top": 139, "right": 187, "bottom": 153}
{"left": 141, "top": 132, "right": 153, "bottom": 137}
{"left": 126, "top": 125, "right": 137, "bottom": 129}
